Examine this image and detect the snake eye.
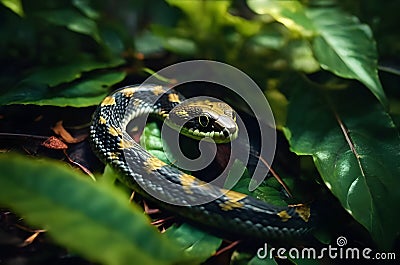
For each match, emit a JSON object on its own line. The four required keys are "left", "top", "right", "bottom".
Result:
{"left": 198, "top": 115, "right": 209, "bottom": 127}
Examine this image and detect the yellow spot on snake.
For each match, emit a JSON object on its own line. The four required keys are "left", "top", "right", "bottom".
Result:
{"left": 168, "top": 93, "right": 180, "bottom": 103}
{"left": 101, "top": 96, "right": 115, "bottom": 106}
{"left": 219, "top": 190, "right": 247, "bottom": 211}
{"left": 99, "top": 116, "right": 107, "bottom": 125}
{"left": 144, "top": 157, "right": 166, "bottom": 173}
{"left": 122, "top": 87, "right": 136, "bottom": 98}
{"left": 109, "top": 126, "right": 122, "bottom": 136}
{"left": 119, "top": 138, "right": 135, "bottom": 149}
{"left": 180, "top": 174, "right": 196, "bottom": 194}
{"left": 277, "top": 210, "right": 292, "bottom": 222}
{"left": 152, "top": 85, "right": 165, "bottom": 95}
{"left": 290, "top": 204, "right": 311, "bottom": 222}
{"left": 108, "top": 152, "right": 119, "bottom": 160}
{"left": 159, "top": 110, "right": 169, "bottom": 118}
{"left": 133, "top": 98, "right": 143, "bottom": 106}
{"left": 176, "top": 110, "right": 189, "bottom": 117}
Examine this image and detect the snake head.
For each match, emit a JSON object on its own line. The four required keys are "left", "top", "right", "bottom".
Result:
{"left": 165, "top": 99, "right": 238, "bottom": 143}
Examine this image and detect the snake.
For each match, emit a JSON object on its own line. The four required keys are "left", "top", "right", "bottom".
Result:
{"left": 90, "top": 84, "right": 314, "bottom": 241}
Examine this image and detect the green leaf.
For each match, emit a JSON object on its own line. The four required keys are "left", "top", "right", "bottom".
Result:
{"left": 135, "top": 31, "right": 165, "bottom": 56}
{"left": 161, "top": 0, "right": 261, "bottom": 56}
{"left": 165, "top": 224, "right": 222, "bottom": 263}
{"left": 227, "top": 160, "right": 290, "bottom": 207}
{"left": 1, "top": 71, "right": 126, "bottom": 107}
{"left": 23, "top": 57, "right": 125, "bottom": 87}
{"left": 38, "top": 9, "right": 101, "bottom": 42}
{"left": 99, "top": 165, "right": 119, "bottom": 185}
{"left": 264, "top": 84, "right": 288, "bottom": 129}
{"left": 166, "top": 0, "right": 231, "bottom": 34}
{"left": 140, "top": 122, "right": 170, "bottom": 163}
{"left": 307, "top": 7, "right": 388, "bottom": 107}
{"left": 283, "top": 81, "right": 400, "bottom": 249}
{"left": 0, "top": 154, "right": 184, "bottom": 265}
{"left": 248, "top": 1, "right": 387, "bottom": 107}
{"left": 1, "top": 0, "right": 24, "bottom": 16}
{"left": 248, "top": 0, "right": 315, "bottom": 36}
{"left": 72, "top": 0, "right": 100, "bottom": 19}
{"left": 248, "top": 255, "right": 278, "bottom": 265}
{"left": 283, "top": 39, "right": 320, "bottom": 73}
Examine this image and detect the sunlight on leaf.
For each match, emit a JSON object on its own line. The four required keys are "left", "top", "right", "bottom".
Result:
{"left": 283, "top": 81, "right": 400, "bottom": 249}
{"left": 248, "top": 0, "right": 315, "bottom": 37}
{"left": 284, "top": 39, "right": 320, "bottom": 73}
{"left": 248, "top": 0, "right": 387, "bottom": 107}
{"left": 0, "top": 0, "right": 24, "bottom": 16}
{"left": 307, "top": 7, "right": 387, "bottom": 107}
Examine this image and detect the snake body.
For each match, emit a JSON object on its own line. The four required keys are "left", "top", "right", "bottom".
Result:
{"left": 90, "top": 84, "right": 314, "bottom": 240}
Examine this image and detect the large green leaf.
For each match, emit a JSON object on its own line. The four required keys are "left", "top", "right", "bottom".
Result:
{"left": 0, "top": 154, "right": 185, "bottom": 265}
{"left": 0, "top": 71, "right": 126, "bottom": 107}
{"left": 307, "top": 7, "right": 388, "bottom": 107}
{"left": 248, "top": 0, "right": 387, "bottom": 107}
{"left": 283, "top": 82, "right": 400, "bottom": 250}
{"left": 22, "top": 57, "right": 125, "bottom": 87}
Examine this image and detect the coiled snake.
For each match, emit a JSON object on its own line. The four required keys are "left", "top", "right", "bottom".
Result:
{"left": 90, "top": 84, "right": 314, "bottom": 240}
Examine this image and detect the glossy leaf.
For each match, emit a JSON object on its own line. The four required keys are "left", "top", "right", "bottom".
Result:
{"left": 307, "top": 7, "right": 388, "bottom": 107}
{"left": 1, "top": 71, "right": 126, "bottom": 107}
{"left": 283, "top": 82, "right": 400, "bottom": 249}
{"left": 0, "top": 154, "right": 185, "bottom": 265}
{"left": 165, "top": 224, "right": 222, "bottom": 263}
{"left": 248, "top": 1, "right": 387, "bottom": 107}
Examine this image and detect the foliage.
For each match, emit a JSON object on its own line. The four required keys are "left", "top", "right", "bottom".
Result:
{"left": 283, "top": 78, "right": 400, "bottom": 250}
{"left": 0, "top": 154, "right": 185, "bottom": 265}
{"left": 0, "top": 0, "right": 399, "bottom": 264}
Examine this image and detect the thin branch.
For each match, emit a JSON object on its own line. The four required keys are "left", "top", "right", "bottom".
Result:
{"left": 0, "top": 132, "right": 49, "bottom": 140}
{"left": 258, "top": 155, "right": 292, "bottom": 197}
{"left": 333, "top": 111, "right": 366, "bottom": 178}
